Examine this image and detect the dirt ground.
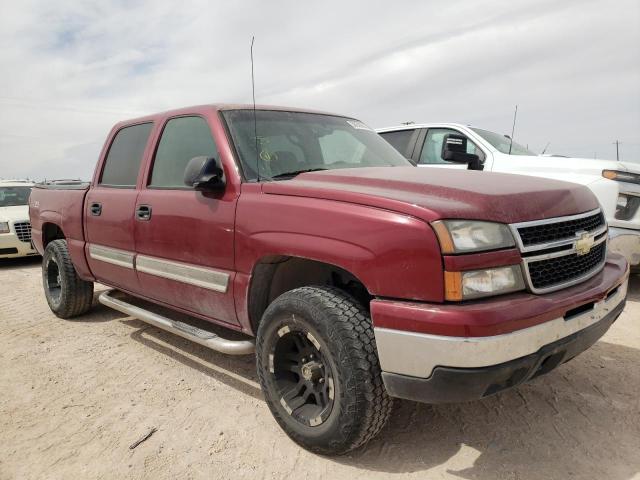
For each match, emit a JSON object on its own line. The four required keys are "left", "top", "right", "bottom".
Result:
{"left": 0, "top": 257, "right": 638, "bottom": 480}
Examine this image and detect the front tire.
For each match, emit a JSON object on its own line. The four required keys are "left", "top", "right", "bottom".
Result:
{"left": 42, "top": 239, "right": 94, "bottom": 318}
{"left": 256, "top": 286, "right": 392, "bottom": 455}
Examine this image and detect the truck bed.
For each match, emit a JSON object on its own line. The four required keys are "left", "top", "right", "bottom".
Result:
{"left": 29, "top": 180, "right": 91, "bottom": 279}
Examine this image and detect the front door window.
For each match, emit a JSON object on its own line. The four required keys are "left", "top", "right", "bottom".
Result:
{"left": 419, "top": 128, "right": 484, "bottom": 165}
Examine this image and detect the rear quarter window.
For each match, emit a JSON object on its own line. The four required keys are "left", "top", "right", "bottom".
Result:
{"left": 100, "top": 123, "right": 153, "bottom": 187}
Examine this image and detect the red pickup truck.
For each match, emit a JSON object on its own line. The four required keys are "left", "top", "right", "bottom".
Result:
{"left": 30, "top": 104, "right": 629, "bottom": 454}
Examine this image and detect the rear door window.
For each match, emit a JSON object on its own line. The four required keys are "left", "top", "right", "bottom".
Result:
{"left": 379, "top": 129, "right": 416, "bottom": 158}
{"left": 149, "top": 116, "right": 218, "bottom": 188}
{"left": 100, "top": 123, "right": 153, "bottom": 187}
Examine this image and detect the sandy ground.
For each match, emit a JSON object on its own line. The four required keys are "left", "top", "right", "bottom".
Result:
{"left": 0, "top": 257, "right": 639, "bottom": 480}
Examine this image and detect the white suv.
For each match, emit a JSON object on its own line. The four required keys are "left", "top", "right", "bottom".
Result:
{"left": 0, "top": 180, "right": 38, "bottom": 259}
{"left": 377, "top": 123, "right": 640, "bottom": 270}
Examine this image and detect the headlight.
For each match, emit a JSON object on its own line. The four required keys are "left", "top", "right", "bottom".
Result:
{"left": 432, "top": 220, "right": 515, "bottom": 253}
{"left": 444, "top": 265, "right": 525, "bottom": 301}
{"left": 602, "top": 170, "right": 640, "bottom": 185}
{"left": 0, "top": 222, "right": 9, "bottom": 234}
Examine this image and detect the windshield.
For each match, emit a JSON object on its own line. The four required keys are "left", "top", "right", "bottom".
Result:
{"left": 471, "top": 128, "right": 536, "bottom": 156}
{"left": 222, "top": 110, "right": 412, "bottom": 181}
{"left": 0, "top": 186, "right": 31, "bottom": 207}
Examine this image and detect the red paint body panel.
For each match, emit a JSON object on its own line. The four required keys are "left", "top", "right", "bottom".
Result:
{"left": 134, "top": 189, "right": 238, "bottom": 323}
{"left": 262, "top": 167, "right": 599, "bottom": 223}
{"left": 27, "top": 103, "right": 625, "bottom": 341}
{"left": 84, "top": 187, "right": 140, "bottom": 293}
{"left": 372, "top": 253, "right": 628, "bottom": 337}
{"left": 234, "top": 183, "right": 444, "bottom": 302}
{"left": 30, "top": 187, "right": 94, "bottom": 280}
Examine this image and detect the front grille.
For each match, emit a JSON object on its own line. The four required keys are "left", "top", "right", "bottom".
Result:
{"left": 527, "top": 242, "right": 607, "bottom": 290}
{"left": 13, "top": 222, "right": 32, "bottom": 243}
{"left": 517, "top": 210, "right": 605, "bottom": 247}
{"left": 512, "top": 209, "right": 608, "bottom": 293}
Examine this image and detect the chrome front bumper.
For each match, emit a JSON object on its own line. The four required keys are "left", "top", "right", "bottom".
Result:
{"left": 374, "top": 276, "right": 628, "bottom": 379}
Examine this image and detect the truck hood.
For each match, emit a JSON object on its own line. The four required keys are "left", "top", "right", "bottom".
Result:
{"left": 261, "top": 167, "right": 599, "bottom": 223}
{"left": 0, "top": 205, "right": 30, "bottom": 222}
{"left": 493, "top": 154, "right": 640, "bottom": 186}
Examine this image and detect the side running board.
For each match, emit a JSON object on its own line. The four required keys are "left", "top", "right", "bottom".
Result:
{"left": 99, "top": 289, "right": 255, "bottom": 355}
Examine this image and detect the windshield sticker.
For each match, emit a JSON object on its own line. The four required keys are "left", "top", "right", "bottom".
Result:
{"left": 346, "top": 120, "right": 373, "bottom": 131}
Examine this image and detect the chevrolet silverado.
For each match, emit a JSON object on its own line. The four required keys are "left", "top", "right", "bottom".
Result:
{"left": 29, "top": 105, "right": 629, "bottom": 454}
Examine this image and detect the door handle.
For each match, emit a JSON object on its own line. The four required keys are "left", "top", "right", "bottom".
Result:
{"left": 136, "top": 205, "right": 152, "bottom": 221}
{"left": 90, "top": 202, "right": 102, "bottom": 216}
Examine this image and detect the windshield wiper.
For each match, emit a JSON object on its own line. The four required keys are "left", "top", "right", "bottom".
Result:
{"left": 270, "top": 168, "right": 328, "bottom": 179}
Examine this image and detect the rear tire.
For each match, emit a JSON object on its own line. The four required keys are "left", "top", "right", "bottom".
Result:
{"left": 42, "top": 239, "right": 94, "bottom": 318}
{"left": 256, "top": 286, "right": 392, "bottom": 455}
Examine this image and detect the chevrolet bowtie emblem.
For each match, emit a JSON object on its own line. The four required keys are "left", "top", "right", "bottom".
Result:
{"left": 575, "top": 231, "right": 595, "bottom": 256}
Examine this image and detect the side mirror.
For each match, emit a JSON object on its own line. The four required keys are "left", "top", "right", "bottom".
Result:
{"left": 184, "top": 156, "right": 225, "bottom": 191}
{"left": 441, "top": 134, "right": 481, "bottom": 169}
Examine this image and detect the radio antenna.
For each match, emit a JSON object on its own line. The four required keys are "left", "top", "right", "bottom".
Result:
{"left": 251, "top": 36, "right": 260, "bottom": 182}
{"left": 508, "top": 104, "right": 518, "bottom": 155}
{"left": 541, "top": 141, "right": 550, "bottom": 155}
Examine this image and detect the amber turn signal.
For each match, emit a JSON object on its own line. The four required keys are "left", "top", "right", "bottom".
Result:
{"left": 432, "top": 221, "right": 455, "bottom": 254}
{"left": 444, "top": 271, "right": 463, "bottom": 301}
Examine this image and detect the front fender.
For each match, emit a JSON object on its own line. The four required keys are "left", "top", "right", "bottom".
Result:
{"left": 235, "top": 192, "right": 444, "bottom": 302}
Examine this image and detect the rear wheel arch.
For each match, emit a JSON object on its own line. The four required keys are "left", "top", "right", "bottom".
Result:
{"left": 247, "top": 255, "right": 372, "bottom": 334}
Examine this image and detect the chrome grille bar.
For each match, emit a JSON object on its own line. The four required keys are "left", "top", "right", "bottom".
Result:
{"left": 510, "top": 209, "right": 607, "bottom": 294}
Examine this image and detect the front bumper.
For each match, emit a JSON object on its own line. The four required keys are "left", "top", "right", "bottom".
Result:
{"left": 381, "top": 298, "right": 625, "bottom": 403}
{"left": 609, "top": 226, "right": 640, "bottom": 269}
{"left": 0, "top": 233, "right": 38, "bottom": 258}
{"left": 372, "top": 254, "right": 629, "bottom": 403}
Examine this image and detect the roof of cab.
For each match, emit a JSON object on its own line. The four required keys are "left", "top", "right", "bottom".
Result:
{"left": 376, "top": 123, "right": 472, "bottom": 133}
{"left": 114, "top": 104, "right": 350, "bottom": 128}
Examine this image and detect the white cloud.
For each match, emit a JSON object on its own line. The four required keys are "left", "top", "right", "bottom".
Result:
{"left": 0, "top": 0, "right": 638, "bottom": 180}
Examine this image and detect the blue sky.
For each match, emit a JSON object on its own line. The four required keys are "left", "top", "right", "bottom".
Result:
{"left": 0, "top": 0, "right": 639, "bottom": 180}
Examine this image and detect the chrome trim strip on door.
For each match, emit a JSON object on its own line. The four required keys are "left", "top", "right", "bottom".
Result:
{"left": 136, "top": 255, "right": 229, "bottom": 293}
{"left": 88, "top": 244, "right": 135, "bottom": 269}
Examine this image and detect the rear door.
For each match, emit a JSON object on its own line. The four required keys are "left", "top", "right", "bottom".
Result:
{"left": 84, "top": 122, "right": 153, "bottom": 293}
{"left": 133, "top": 115, "right": 239, "bottom": 326}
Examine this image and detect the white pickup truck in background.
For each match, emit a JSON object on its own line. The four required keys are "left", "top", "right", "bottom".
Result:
{"left": 377, "top": 123, "right": 640, "bottom": 271}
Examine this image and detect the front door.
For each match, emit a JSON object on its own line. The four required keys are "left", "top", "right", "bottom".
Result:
{"left": 85, "top": 122, "right": 154, "bottom": 294}
{"left": 133, "top": 115, "right": 239, "bottom": 326}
